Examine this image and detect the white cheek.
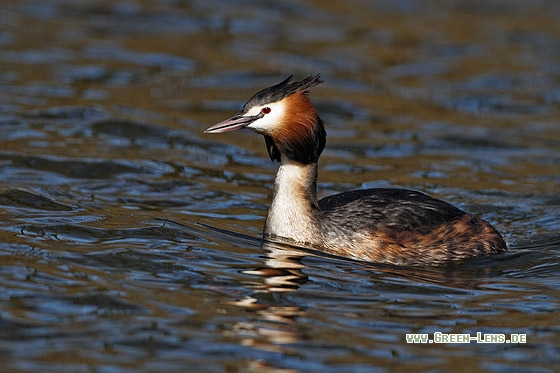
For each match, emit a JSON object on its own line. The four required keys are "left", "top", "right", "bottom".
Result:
{"left": 247, "top": 102, "right": 285, "bottom": 132}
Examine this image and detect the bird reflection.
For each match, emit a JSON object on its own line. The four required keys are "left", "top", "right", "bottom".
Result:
{"left": 223, "top": 241, "right": 310, "bottom": 358}
{"left": 242, "top": 241, "right": 310, "bottom": 292}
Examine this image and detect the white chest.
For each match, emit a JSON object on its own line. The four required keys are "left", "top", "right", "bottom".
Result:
{"left": 263, "top": 161, "right": 318, "bottom": 244}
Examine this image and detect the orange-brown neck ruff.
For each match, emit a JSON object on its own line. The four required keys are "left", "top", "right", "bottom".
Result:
{"left": 265, "top": 93, "right": 326, "bottom": 165}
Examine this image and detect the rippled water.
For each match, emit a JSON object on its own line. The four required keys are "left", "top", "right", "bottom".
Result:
{"left": 1, "top": 0, "right": 559, "bottom": 372}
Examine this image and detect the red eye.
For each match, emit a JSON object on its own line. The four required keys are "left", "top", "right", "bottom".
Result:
{"left": 261, "top": 107, "right": 271, "bottom": 114}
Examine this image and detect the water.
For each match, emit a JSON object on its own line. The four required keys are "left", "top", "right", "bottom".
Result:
{"left": 1, "top": 0, "right": 559, "bottom": 371}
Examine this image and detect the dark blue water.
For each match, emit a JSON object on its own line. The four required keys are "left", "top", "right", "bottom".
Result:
{"left": 1, "top": 0, "right": 559, "bottom": 371}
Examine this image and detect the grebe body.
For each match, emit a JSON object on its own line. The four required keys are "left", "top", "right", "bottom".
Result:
{"left": 205, "top": 75, "right": 507, "bottom": 265}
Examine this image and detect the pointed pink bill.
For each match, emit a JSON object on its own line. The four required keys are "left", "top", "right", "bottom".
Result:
{"left": 204, "top": 113, "right": 262, "bottom": 134}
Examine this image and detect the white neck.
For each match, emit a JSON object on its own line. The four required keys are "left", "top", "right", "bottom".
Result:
{"left": 264, "top": 158, "right": 320, "bottom": 244}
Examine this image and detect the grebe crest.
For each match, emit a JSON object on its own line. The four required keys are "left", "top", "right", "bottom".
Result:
{"left": 205, "top": 75, "right": 507, "bottom": 265}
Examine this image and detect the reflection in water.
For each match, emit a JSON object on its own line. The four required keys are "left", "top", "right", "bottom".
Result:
{"left": 156, "top": 221, "right": 312, "bottom": 358}
{"left": 245, "top": 242, "right": 309, "bottom": 292}
{"left": 209, "top": 231, "right": 310, "bottom": 358}
{"left": 224, "top": 297, "right": 303, "bottom": 355}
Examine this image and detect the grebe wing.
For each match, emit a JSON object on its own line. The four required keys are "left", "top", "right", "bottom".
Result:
{"left": 318, "top": 188, "right": 465, "bottom": 231}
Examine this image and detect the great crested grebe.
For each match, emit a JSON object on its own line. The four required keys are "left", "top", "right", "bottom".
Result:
{"left": 205, "top": 75, "right": 507, "bottom": 265}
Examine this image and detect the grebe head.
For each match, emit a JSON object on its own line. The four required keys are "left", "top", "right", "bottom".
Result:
{"left": 205, "top": 75, "right": 326, "bottom": 164}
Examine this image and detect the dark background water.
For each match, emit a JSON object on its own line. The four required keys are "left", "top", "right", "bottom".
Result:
{"left": 1, "top": 0, "right": 559, "bottom": 372}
